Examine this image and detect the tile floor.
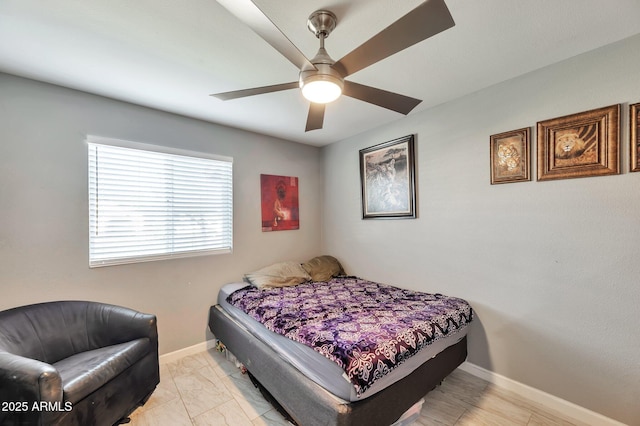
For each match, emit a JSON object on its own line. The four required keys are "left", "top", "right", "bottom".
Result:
{"left": 128, "top": 348, "right": 589, "bottom": 426}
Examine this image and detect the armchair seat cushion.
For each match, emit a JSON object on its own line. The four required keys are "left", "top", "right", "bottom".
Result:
{"left": 54, "top": 338, "right": 151, "bottom": 404}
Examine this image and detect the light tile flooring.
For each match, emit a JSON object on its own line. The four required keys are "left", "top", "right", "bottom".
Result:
{"left": 129, "top": 349, "right": 589, "bottom": 426}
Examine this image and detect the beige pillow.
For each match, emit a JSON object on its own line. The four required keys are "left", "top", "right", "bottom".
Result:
{"left": 244, "top": 261, "right": 311, "bottom": 289}
{"left": 302, "top": 255, "right": 345, "bottom": 282}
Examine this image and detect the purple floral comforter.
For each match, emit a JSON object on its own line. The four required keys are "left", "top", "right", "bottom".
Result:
{"left": 226, "top": 276, "right": 473, "bottom": 395}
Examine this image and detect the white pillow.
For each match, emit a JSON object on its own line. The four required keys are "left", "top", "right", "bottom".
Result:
{"left": 244, "top": 261, "right": 311, "bottom": 289}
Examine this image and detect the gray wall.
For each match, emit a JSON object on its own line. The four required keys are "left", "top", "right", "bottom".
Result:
{"left": 321, "top": 34, "right": 640, "bottom": 424}
{"left": 0, "top": 73, "right": 323, "bottom": 354}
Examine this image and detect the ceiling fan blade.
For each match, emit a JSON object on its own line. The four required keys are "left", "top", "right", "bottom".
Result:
{"left": 333, "top": 0, "right": 454, "bottom": 78}
{"left": 216, "top": 0, "right": 315, "bottom": 71}
{"left": 211, "top": 82, "right": 298, "bottom": 101}
{"left": 343, "top": 81, "right": 422, "bottom": 115}
{"left": 305, "top": 103, "right": 326, "bottom": 131}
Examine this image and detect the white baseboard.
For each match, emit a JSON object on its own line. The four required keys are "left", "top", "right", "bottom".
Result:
{"left": 159, "top": 339, "right": 217, "bottom": 365}
{"left": 459, "top": 362, "right": 626, "bottom": 426}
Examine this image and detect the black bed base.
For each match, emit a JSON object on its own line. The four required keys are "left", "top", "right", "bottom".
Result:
{"left": 208, "top": 305, "right": 467, "bottom": 426}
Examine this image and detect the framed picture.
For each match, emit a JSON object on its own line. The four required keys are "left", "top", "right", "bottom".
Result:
{"left": 489, "top": 127, "right": 531, "bottom": 184}
{"left": 360, "top": 135, "right": 416, "bottom": 219}
{"left": 537, "top": 104, "right": 620, "bottom": 181}
{"left": 630, "top": 102, "right": 640, "bottom": 172}
{"left": 260, "top": 174, "right": 299, "bottom": 231}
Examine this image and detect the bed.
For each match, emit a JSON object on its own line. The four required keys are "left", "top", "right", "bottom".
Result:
{"left": 208, "top": 257, "right": 473, "bottom": 426}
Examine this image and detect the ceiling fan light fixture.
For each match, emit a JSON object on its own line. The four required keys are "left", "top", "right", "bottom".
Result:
{"left": 300, "top": 73, "right": 343, "bottom": 104}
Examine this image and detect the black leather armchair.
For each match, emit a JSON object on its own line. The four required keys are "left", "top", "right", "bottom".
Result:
{"left": 0, "top": 301, "right": 160, "bottom": 426}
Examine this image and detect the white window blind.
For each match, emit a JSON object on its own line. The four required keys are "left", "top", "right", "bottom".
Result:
{"left": 88, "top": 138, "right": 233, "bottom": 267}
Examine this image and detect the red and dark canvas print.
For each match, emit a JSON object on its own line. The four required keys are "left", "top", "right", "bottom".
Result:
{"left": 260, "top": 174, "right": 299, "bottom": 231}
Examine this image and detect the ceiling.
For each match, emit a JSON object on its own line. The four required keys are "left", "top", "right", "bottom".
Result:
{"left": 2, "top": 1, "right": 640, "bottom": 147}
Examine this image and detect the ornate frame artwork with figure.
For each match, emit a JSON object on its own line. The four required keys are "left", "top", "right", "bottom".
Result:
{"left": 261, "top": 174, "right": 299, "bottom": 231}
{"left": 490, "top": 127, "right": 531, "bottom": 184}
{"left": 360, "top": 135, "right": 416, "bottom": 219}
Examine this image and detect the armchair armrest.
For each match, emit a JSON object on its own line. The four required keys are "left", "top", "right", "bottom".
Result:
{"left": 87, "top": 303, "right": 158, "bottom": 349}
{"left": 0, "top": 351, "right": 63, "bottom": 402}
{"left": 0, "top": 352, "right": 63, "bottom": 425}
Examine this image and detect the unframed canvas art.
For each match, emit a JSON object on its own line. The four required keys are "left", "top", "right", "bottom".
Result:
{"left": 260, "top": 174, "right": 299, "bottom": 231}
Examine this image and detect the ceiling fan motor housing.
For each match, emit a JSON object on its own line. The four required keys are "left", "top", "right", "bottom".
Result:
{"left": 299, "top": 44, "right": 344, "bottom": 87}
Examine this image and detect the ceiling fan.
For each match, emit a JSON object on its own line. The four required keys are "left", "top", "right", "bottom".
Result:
{"left": 211, "top": 0, "right": 455, "bottom": 132}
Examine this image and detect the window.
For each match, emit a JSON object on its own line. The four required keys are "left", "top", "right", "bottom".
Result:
{"left": 87, "top": 136, "right": 233, "bottom": 267}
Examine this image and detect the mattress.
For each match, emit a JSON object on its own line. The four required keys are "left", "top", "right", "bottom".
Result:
{"left": 217, "top": 282, "right": 468, "bottom": 402}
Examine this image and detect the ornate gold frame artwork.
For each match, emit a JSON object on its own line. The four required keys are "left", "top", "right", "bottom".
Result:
{"left": 537, "top": 104, "right": 620, "bottom": 181}
{"left": 490, "top": 127, "right": 530, "bottom": 184}
{"left": 630, "top": 102, "right": 639, "bottom": 172}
